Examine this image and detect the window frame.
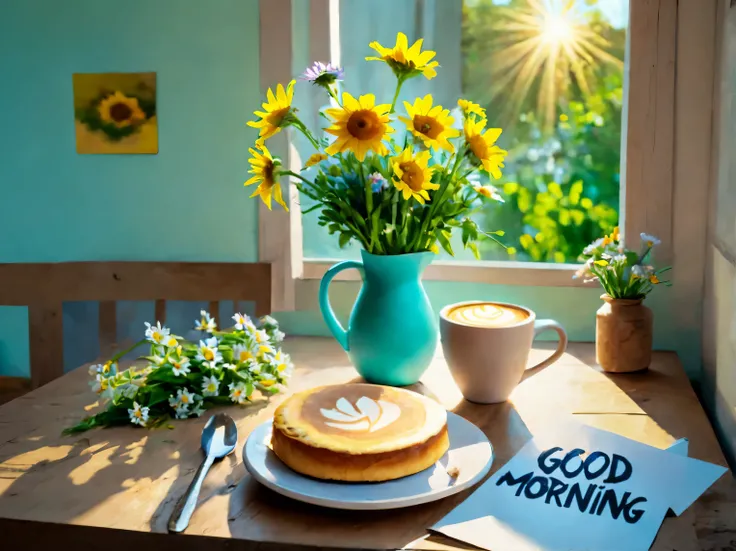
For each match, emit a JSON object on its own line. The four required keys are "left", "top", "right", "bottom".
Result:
{"left": 258, "top": 0, "right": 703, "bottom": 311}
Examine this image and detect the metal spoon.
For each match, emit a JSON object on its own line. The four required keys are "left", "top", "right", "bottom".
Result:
{"left": 168, "top": 413, "right": 238, "bottom": 533}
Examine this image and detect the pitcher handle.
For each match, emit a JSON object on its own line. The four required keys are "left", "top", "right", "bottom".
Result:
{"left": 319, "top": 260, "right": 364, "bottom": 352}
{"left": 528, "top": 319, "right": 568, "bottom": 370}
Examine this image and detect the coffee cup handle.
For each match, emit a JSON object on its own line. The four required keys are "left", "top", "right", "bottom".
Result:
{"left": 528, "top": 320, "right": 568, "bottom": 371}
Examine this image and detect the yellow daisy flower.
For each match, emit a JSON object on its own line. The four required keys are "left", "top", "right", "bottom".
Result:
{"left": 399, "top": 94, "right": 460, "bottom": 152}
{"left": 458, "top": 98, "right": 486, "bottom": 120}
{"left": 247, "top": 80, "right": 295, "bottom": 141}
{"left": 303, "top": 153, "right": 328, "bottom": 169}
{"left": 464, "top": 119, "right": 507, "bottom": 179}
{"left": 391, "top": 147, "right": 439, "bottom": 204}
{"left": 366, "top": 32, "right": 439, "bottom": 80}
{"left": 244, "top": 144, "right": 288, "bottom": 211}
{"left": 324, "top": 92, "right": 393, "bottom": 161}
{"left": 98, "top": 91, "right": 145, "bottom": 128}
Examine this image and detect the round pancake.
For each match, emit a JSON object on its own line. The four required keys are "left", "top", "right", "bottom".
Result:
{"left": 272, "top": 383, "right": 449, "bottom": 481}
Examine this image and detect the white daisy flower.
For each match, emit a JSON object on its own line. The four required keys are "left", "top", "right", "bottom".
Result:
{"left": 222, "top": 363, "right": 237, "bottom": 370}
{"left": 162, "top": 334, "right": 178, "bottom": 349}
{"left": 196, "top": 337, "right": 222, "bottom": 367}
{"left": 145, "top": 321, "right": 170, "bottom": 345}
{"left": 268, "top": 350, "right": 294, "bottom": 379}
{"left": 640, "top": 233, "right": 661, "bottom": 248}
{"left": 228, "top": 382, "right": 249, "bottom": 404}
{"left": 168, "top": 394, "right": 181, "bottom": 409}
{"left": 232, "top": 312, "right": 256, "bottom": 333}
{"left": 253, "top": 329, "right": 270, "bottom": 345}
{"left": 194, "top": 310, "right": 217, "bottom": 333}
{"left": 632, "top": 265, "right": 654, "bottom": 278}
{"left": 259, "top": 372, "right": 277, "bottom": 388}
{"left": 177, "top": 388, "right": 198, "bottom": 407}
{"left": 88, "top": 363, "right": 105, "bottom": 376}
{"left": 201, "top": 375, "right": 220, "bottom": 397}
{"left": 170, "top": 356, "right": 191, "bottom": 377}
{"left": 246, "top": 359, "right": 261, "bottom": 375}
{"left": 260, "top": 315, "right": 279, "bottom": 328}
{"left": 232, "top": 343, "right": 256, "bottom": 364}
{"left": 90, "top": 374, "right": 114, "bottom": 399}
{"left": 128, "top": 402, "right": 149, "bottom": 426}
{"left": 191, "top": 402, "right": 206, "bottom": 417}
{"left": 271, "top": 329, "right": 286, "bottom": 343}
{"left": 583, "top": 238, "right": 605, "bottom": 255}
{"left": 257, "top": 343, "right": 276, "bottom": 359}
{"left": 89, "top": 361, "right": 117, "bottom": 378}
{"left": 174, "top": 405, "right": 190, "bottom": 419}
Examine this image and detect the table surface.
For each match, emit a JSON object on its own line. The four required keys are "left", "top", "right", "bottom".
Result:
{"left": 0, "top": 337, "right": 734, "bottom": 551}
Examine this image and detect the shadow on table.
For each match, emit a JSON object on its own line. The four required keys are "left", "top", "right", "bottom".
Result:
{"left": 225, "top": 398, "right": 533, "bottom": 549}
{"left": 0, "top": 393, "right": 271, "bottom": 531}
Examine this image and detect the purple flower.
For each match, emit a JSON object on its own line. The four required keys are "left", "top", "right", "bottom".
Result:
{"left": 300, "top": 61, "right": 344, "bottom": 86}
{"left": 369, "top": 172, "right": 388, "bottom": 193}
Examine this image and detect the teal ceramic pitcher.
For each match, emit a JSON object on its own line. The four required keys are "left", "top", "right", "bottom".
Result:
{"left": 319, "top": 250, "right": 438, "bottom": 386}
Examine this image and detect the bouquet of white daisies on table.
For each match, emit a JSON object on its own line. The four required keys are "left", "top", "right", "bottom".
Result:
{"left": 64, "top": 311, "right": 293, "bottom": 434}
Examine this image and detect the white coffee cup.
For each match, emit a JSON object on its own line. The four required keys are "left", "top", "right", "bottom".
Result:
{"left": 439, "top": 301, "right": 568, "bottom": 404}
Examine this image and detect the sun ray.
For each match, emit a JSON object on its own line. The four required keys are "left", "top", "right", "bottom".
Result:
{"left": 476, "top": 0, "right": 625, "bottom": 130}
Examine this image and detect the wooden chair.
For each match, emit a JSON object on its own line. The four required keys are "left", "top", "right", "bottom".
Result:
{"left": 0, "top": 262, "right": 272, "bottom": 392}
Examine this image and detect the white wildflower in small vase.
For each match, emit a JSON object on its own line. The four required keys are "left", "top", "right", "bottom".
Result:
{"left": 576, "top": 227, "right": 671, "bottom": 373}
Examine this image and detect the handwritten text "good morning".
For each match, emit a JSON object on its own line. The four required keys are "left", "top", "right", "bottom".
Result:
{"left": 496, "top": 447, "right": 647, "bottom": 524}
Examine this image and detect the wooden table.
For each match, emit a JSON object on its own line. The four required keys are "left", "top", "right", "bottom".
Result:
{"left": 0, "top": 337, "right": 734, "bottom": 550}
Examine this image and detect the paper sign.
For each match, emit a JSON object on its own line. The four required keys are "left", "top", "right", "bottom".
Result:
{"left": 432, "top": 423, "right": 726, "bottom": 551}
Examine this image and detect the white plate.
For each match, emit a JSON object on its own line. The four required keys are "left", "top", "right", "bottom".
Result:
{"left": 243, "top": 412, "right": 493, "bottom": 510}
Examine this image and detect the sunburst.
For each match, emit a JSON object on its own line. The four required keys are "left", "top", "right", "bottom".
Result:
{"left": 483, "top": 0, "right": 623, "bottom": 129}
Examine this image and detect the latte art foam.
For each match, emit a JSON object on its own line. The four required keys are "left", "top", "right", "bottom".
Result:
{"left": 447, "top": 303, "right": 529, "bottom": 328}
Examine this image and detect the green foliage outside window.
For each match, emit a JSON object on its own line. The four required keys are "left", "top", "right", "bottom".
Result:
{"left": 462, "top": 0, "right": 626, "bottom": 262}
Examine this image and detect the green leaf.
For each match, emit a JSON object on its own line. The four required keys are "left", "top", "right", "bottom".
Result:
{"left": 517, "top": 188, "right": 531, "bottom": 213}
{"left": 503, "top": 182, "right": 519, "bottom": 195}
{"left": 520, "top": 234, "right": 535, "bottom": 250}
{"left": 625, "top": 251, "right": 639, "bottom": 265}
{"left": 569, "top": 181, "right": 584, "bottom": 205}
{"left": 436, "top": 230, "right": 455, "bottom": 256}
{"left": 558, "top": 208, "right": 571, "bottom": 226}
{"left": 145, "top": 384, "right": 171, "bottom": 407}
{"left": 548, "top": 182, "right": 563, "bottom": 199}
{"left": 468, "top": 242, "right": 480, "bottom": 259}
{"left": 570, "top": 209, "right": 585, "bottom": 226}
{"left": 338, "top": 232, "right": 351, "bottom": 248}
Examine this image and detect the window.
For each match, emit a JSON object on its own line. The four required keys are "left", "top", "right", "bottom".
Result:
{"left": 257, "top": 0, "right": 677, "bottom": 309}
{"left": 299, "top": 0, "right": 628, "bottom": 265}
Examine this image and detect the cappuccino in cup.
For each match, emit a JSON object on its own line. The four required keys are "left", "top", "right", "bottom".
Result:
{"left": 440, "top": 301, "right": 568, "bottom": 403}
{"left": 445, "top": 302, "right": 530, "bottom": 328}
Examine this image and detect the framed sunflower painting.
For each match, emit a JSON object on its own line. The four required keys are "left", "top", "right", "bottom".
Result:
{"left": 72, "top": 72, "right": 158, "bottom": 154}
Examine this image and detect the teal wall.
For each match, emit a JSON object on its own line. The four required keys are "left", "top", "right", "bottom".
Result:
{"left": 0, "top": 0, "right": 698, "bottom": 381}
{"left": 0, "top": 0, "right": 260, "bottom": 376}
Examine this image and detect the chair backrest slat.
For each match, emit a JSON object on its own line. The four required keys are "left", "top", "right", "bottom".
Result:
{"left": 98, "top": 300, "right": 117, "bottom": 356}
{"left": 28, "top": 301, "right": 64, "bottom": 388}
{"left": 155, "top": 299, "right": 167, "bottom": 325}
{"left": 0, "top": 262, "right": 272, "bottom": 389}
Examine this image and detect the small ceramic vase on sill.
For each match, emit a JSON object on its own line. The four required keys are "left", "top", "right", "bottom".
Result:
{"left": 595, "top": 294, "right": 653, "bottom": 373}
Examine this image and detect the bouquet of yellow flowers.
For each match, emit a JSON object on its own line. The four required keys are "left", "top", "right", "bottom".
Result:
{"left": 244, "top": 32, "right": 509, "bottom": 257}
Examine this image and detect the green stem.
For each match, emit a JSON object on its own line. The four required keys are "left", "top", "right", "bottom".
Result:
{"left": 410, "top": 149, "right": 466, "bottom": 252}
{"left": 283, "top": 170, "right": 316, "bottom": 187}
{"left": 327, "top": 85, "right": 341, "bottom": 106}
{"left": 358, "top": 163, "right": 378, "bottom": 253}
{"left": 111, "top": 339, "right": 148, "bottom": 363}
{"left": 389, "top": 77, "right": 406, "bottom": 114}
{"left": 291, "top": 119, "right": 321, "bottom": 150}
